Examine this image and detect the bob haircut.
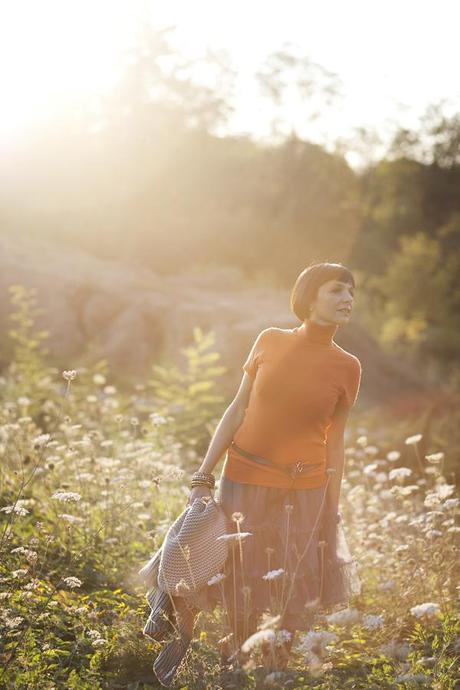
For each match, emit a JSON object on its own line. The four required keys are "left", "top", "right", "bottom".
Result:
{"left": 290, "top": 262, "right": 355, "bottom": 322}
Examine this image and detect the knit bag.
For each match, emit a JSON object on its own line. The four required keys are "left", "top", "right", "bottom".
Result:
{"left": 156, "top": 496, "right": 231, "bottom": 596}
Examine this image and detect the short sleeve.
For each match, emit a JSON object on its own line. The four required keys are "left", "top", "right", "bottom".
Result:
{"left": 243, "top": 328, "right": 272, "bottom": 379}
{"left": 343, "top": 357, "right": 362, "bottom": 408}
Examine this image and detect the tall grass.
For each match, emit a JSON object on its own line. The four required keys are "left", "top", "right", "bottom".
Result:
{"left": 0, "top": 285, "right": 458, "bottom": 689}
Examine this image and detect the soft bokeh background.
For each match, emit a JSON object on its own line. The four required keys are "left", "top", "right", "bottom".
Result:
{"left": 0, "top": 3, "right": 459, "bottom": 688}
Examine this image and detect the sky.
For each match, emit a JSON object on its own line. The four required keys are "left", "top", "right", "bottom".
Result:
{"left": 0, "top": 0, "right": 459, "bottom": 167}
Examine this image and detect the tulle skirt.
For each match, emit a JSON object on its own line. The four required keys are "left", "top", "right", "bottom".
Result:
{"left": 191, "top": 475, "right": 362, "bottom": 631}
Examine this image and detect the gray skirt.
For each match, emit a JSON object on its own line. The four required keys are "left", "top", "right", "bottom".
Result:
{"left": 193, "top": 475, "right": 362, "bottom": 631}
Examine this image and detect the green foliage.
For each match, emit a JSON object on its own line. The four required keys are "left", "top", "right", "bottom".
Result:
{"left": 147, "top": 326, "right": 226, "bottom": 455}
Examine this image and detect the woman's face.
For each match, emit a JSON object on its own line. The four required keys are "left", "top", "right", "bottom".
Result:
{"left": 309, "top": 278, "right": 354, "bottom": 325}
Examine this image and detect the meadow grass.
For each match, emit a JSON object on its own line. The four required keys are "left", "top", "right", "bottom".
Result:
{"left": 0, "top": 286, "right": 458, "bottom": 689}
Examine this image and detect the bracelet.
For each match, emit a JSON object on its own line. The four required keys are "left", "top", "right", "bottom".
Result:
{"left": 190, "top": 472, "right": 215, "bottom": 489}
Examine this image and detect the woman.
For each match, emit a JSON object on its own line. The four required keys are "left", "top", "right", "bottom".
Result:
{"left": 149, "top": 261, "right": 363, "bottom": 681}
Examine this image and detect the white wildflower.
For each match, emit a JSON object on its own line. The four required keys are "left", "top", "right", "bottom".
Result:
{"left": 364, "top": 445, "right": 379, "bottom": 455}
{"left": 443, "top": 498, "right": 459, "bottom": 510}
{"left": 92, "top": 374, "right": 106, "bottom": 386}
{"left": 87, "top": 629, "right": 102, "bottom": 639}
{"left": 405, "top": 433, "right": 422, "bottom": 445}
{"left": 12, "top": 568, "right": 28, "bottom": 578}
{"left": 410, "top": 602, "right": 440, "bottom": 618}
{"left": 363, "top": 463, "right": 379, "bottom": 475}
{"left": 0, "top": 504, "right": 29, "bottom": 516}
{"left": 275, "top": 629, "right": 292, "bottom": 645}
{"left": 425, "top": 452, "right": 444, "bottom": 463}
{"left": 92, "top": 637, "right": 107, "bottom": 647}
{"left": 59, "top": 513, "right": 84, "bottom": 525}
{"left": 217, "top": 532, "right": 253, "bottom": 542}
{"left": 362, "top": 614, "right": 385, "bottom": 630}
{"left": 436, "top": 484, "right": 455, "bottom": 499}
{"left": 325, "top": 607, "right": 360, "bottom": 627}
{"left": 297, "top": 630, "right": 338, "bottom": 656}
{"left": 356, "top": 435, "right": 367, "bottom": 447}
{"left": 262, "top": 568, "right": 285, "bottom": 581}
{"left": 379, "top": 639, "right": 411, "bottom": 660}
{"left": 63, "top": 576, "right": 82, "bottom": 589}
{"left": 62, "top": 370, "right": 77, "bottom": 381}
{"left": 388, "top": 467, "right": 412, "bottom": 481}
{"left": 386, "top": 450, "right": 401, "bottom": 462}
{"left": 241, "top": 628, "right": 276, "bottom": 653}
{"left": 149, "top": 412, "right": 168, "bottom": 426}
{"left": 207, "top": 573, "right": 226, "bottom": 586}
{"left": 51, "top": 491, "right": 81, "bottom": 503}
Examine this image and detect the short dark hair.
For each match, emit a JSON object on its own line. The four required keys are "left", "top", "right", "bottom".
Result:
{"left": 290, "top": 262, "right": 355, "bottom": 322}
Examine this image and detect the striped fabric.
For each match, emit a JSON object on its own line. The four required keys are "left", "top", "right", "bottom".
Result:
{"left": 138, "top": 497, "right": 231, "bottom": 686}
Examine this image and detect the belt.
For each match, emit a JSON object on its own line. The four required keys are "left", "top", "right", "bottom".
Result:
{"left": 230, "top": 440, "right": 324, "bottom": 481}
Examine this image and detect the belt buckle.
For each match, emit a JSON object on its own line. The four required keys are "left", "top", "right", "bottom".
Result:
{"left": 291, "top": 461, "right": 306, "bottom": 478}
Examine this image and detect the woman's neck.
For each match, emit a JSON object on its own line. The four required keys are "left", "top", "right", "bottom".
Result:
{"left": 297, "top": 318, "right": 338, "bottom": 345}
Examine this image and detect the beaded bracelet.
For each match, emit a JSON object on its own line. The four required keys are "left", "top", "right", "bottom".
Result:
{"left": 190, "top": 471, "right": 215, "bottom": 489}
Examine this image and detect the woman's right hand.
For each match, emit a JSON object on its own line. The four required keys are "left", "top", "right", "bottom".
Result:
{"left": 186, "top": 485, "right": 213, "bottom": 507}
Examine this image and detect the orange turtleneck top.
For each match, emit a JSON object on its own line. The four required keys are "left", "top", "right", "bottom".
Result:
{"left": 221, "top": 320, "right": 362, "bottom": 489}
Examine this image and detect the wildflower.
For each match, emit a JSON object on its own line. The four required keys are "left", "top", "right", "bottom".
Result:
{"left": 325, "top": 607, "right": 360, "bottom": 627}
{"left": 232, "top": 511, "right": 244, "bottom": 523}
{"left": 207, "top": 573, "right": 226, "bottom": 586}
{"left": 217, "top": 532, "right": 253, "bottom": 542}
{"left": 130, "top": 417, "right": 139, "bottom": 426}
{"left": 63, "top": 576, "right": 82, "bottom": 589}
{"left": 443, "top": 498, "right": 459, "bottom": 510}
{"left": 436, "top": 484, "right": 455, "bottom": 499}
{"left": 387, "top": 450, "right": 401, "bottom": 462}
{"left": 62, "top": 370, "right": 77, "bottom": 382}
{"left": 326, "top": 468, "right": 336, "bottom": 475}
{"left": 356, "top": 435, "right": 367, "bottom": 447}
{"left": 149, "top": 412, "right": 168, "bottom": 426}
{"left": 363, "top": 463, "right": 379, "bottom": 475}
{"left": 51, "top": 491, "right": 81, "bottom": 503}
{"left": 92, "top": 638, "right": 107, "bottom": 647}
{"left": 17, "top": 397, "right": 31, "bottom": 406}
{"left": 12, "top": 569, "right": 28, "bottom": 578}
{"left": 364, "top": 445, "right": 379, "bottom": 455}
{"left": 87, "top": 629, "right": 102, "bottom": 639}
{"left": 0, "top": 504, "right": 29, "bottom": 516}
{"left": 425, "top": 452, "right": 444, "bottom": 463}
{"left": 5, "top": 616, "right": 24, "bottom": 629}
{"left": 241, "top": 628, "right": 276, "bottom": 653}
{"left": 410, "top": 602, "right": 440, "bottom": 618}
{"left": 175, "top": 578, "right": 191, "bottom": 596}
{"left": 262, "top": 568, "right": 285, "bottom": 581}
{"left": 297, "top": 630, "right": 338, "bottom": 656}
{"left": 104, "top": 385, "right": 117, "bottom": 395}
{"left": 275, "top": 629, "right": 293, "bottom": 645}
{"left": 33, "top": 433, "right": 51, "bottom": 447}
{"left": 405, "top": 433, "right": 422, "bottom": 445}
{"left": 92, "top": 374, "right": 106, "bottom": 385}
{"left": 362, "top": 614, "right": 384, "bottom": 630}
{"left": 388, "top": 467, "right": 412, "bottom": 481}
{"left": 10, "top": 547, "right": 38, "bottom": 563}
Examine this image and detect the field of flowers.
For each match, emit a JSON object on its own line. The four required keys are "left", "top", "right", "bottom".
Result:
{"left": 0, "top": 285, "right": 459, "bottom": 689}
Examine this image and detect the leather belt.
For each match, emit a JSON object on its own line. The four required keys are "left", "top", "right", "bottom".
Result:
{"left": 230, "top": 440, "right": 324, "bottom": 481}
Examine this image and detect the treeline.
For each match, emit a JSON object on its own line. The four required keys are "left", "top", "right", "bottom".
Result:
{"left": 1, "top": 23, "right": 459, "bottom": 373}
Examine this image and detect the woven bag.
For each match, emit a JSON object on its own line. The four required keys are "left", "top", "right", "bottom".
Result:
{"left": 156, "top": 496, "right": 231, "bottom": 596}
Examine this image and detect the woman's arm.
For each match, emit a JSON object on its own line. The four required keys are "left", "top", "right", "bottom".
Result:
{"left": 197, "top": 372, "right": 254, "bottom": 475}
{"left": 325, "top": 401, "right": 350, "bottom": 516}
